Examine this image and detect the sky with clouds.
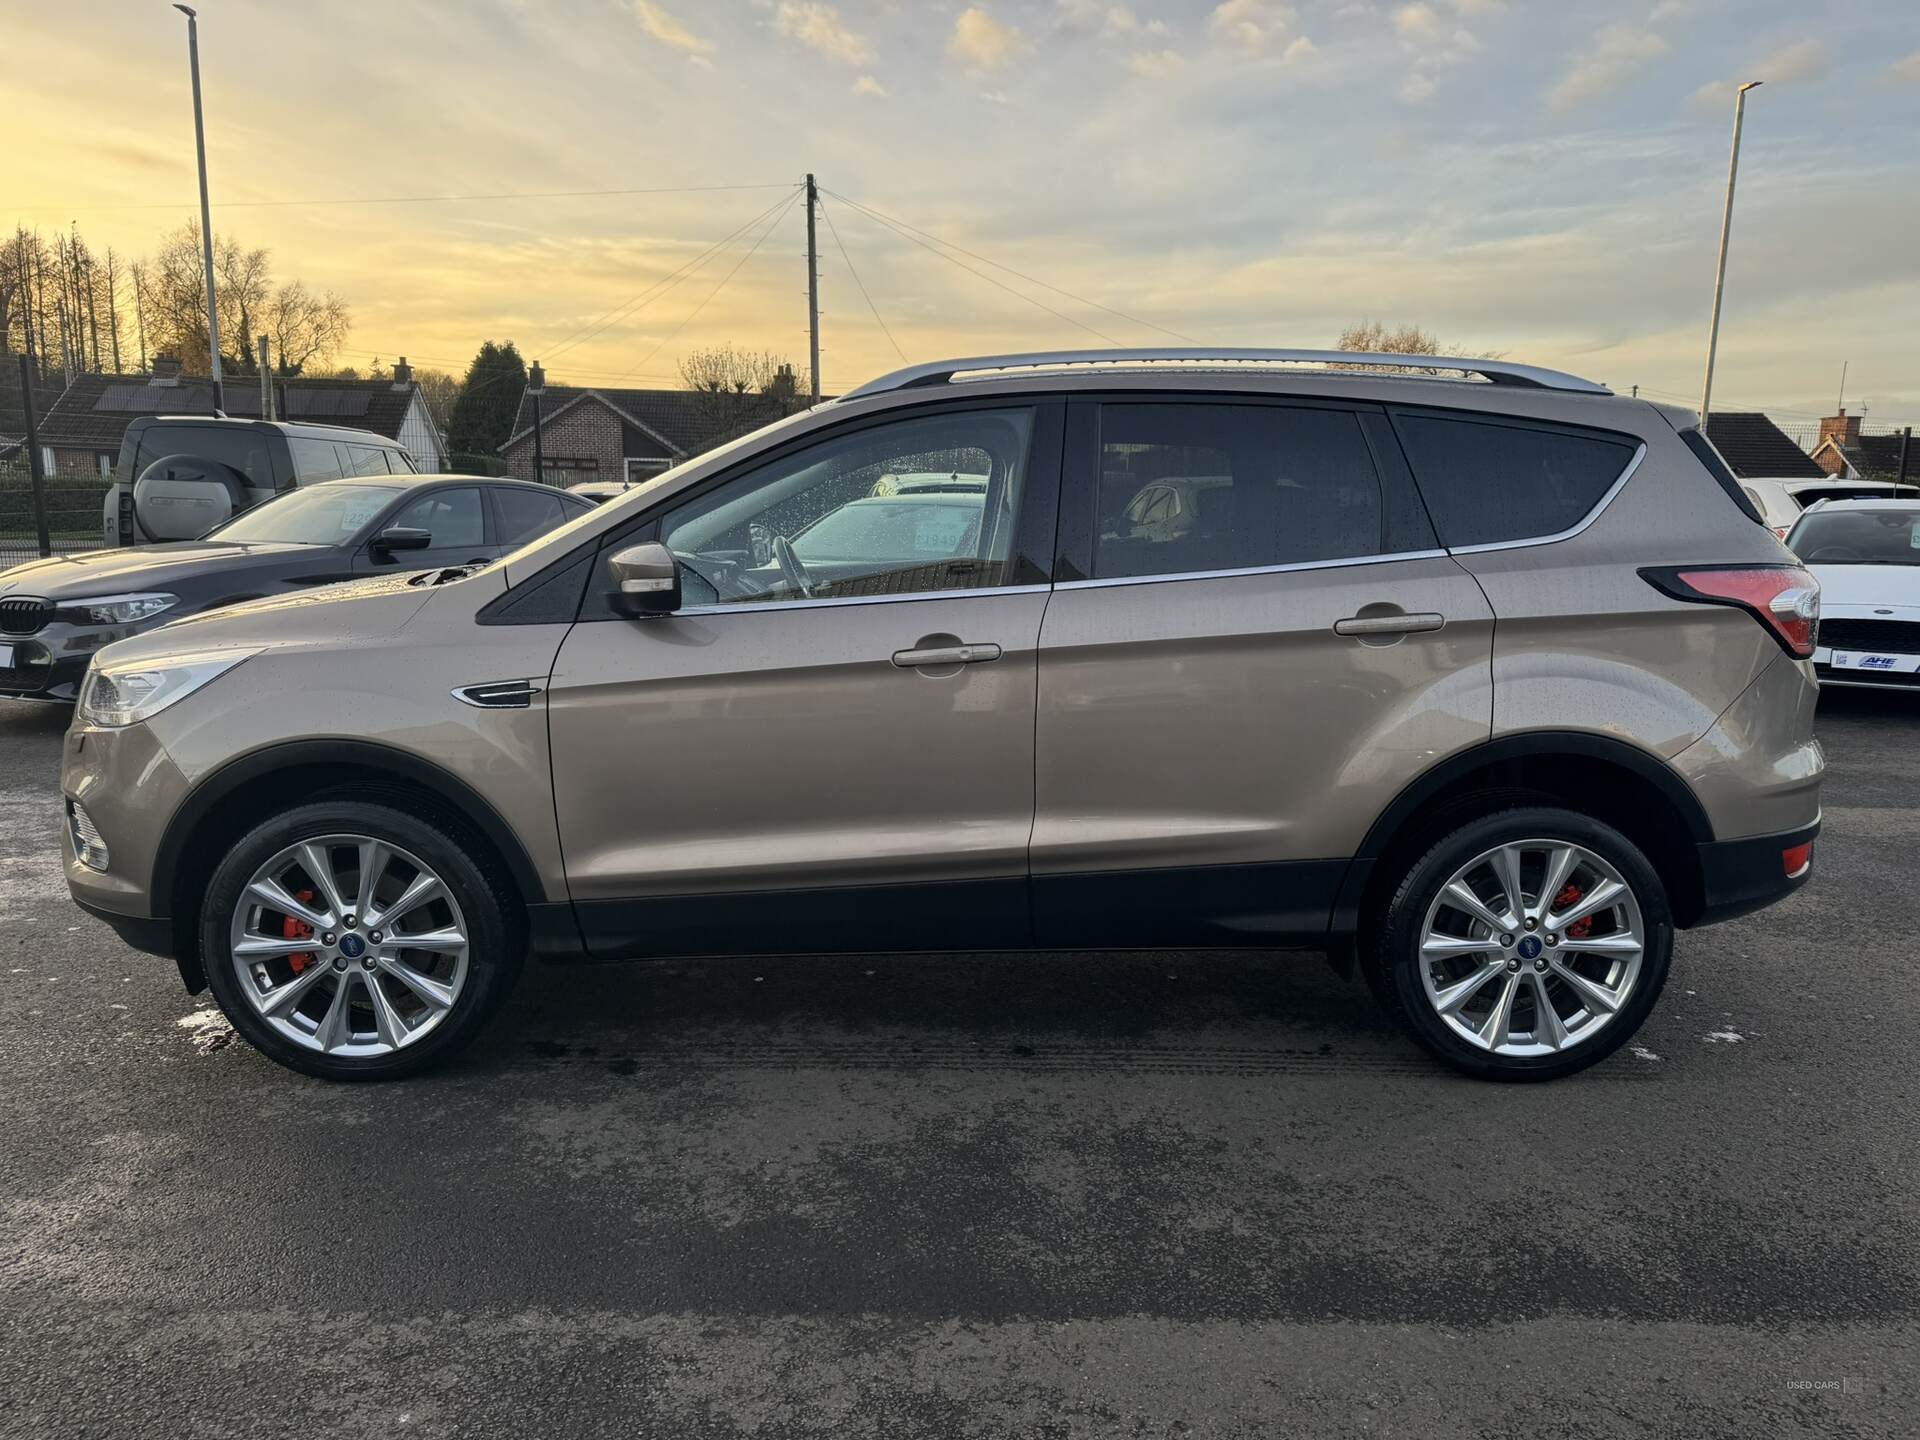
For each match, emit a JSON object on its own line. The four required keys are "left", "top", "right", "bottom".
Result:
{"left": 8, "top": 0, "right": 1919, "bottom": 426}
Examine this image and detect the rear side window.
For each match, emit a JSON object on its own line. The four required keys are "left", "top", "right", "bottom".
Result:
{"left": 1392, "top": 413, "right": 1638, "bottom": 548}
{"left": 1092, "top": 403, "right": 1386, "bottom": 580}
{"left": 494, "top": 487, "right": 568, "bottom": 545}
{"left": 289, "top": 437, "right": 348, "bottom": 482}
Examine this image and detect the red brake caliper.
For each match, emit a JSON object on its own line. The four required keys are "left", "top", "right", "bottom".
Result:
{"left": 1553, "top": 882, "right": 1595, "bottom": 940}
{"left": 282, "top": 887, "right": 318, "bottom": 973}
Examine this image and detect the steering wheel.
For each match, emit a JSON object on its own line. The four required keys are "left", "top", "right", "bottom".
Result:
{"left": 772, "top": 534, "right": 815, "bottom": 599}
{"left": 1807, "top": 546, "right": 1862, "bottom": 561}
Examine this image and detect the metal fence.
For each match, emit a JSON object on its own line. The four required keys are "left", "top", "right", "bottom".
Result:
{"left": 0, "top": 460, "right": 109, "bottom": 567}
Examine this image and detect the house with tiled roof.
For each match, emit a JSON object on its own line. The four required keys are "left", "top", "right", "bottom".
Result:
{"left": 31, "top": 355, "right": 447, "bottom": 480}
{"left": 1702, "top": 412, "right": 1826, "bottom": 480}
{"left": 1808, "top": 408, "right": 1914, "bottom": 484}
{"left": 499, "top": 377, "right": 809, "bottom": 488}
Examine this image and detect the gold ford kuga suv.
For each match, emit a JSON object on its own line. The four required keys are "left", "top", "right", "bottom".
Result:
{"left": 58, "top": 349, "right": 1824, "bottom": 1082}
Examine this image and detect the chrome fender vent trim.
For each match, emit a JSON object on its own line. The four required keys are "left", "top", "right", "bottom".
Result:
{"left": 453, "top": 679, "right": 544, "bottom": 709}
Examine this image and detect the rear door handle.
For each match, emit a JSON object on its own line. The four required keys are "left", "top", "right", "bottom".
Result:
{"left": 1334, "top": 612, "right": 1445, "bottom": 637}
{"left": 891, "top": 642, "right": 1003, "bottom": 668}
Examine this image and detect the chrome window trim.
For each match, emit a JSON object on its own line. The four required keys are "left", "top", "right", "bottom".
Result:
{"left": 1442, "top": 441, "right": 1647, "bottom": 556}
{"left": 676, "top": 582, "right": 1051, "bottom": 618}
{"left": 1055, "top": 549, "right": 1449, "bottom": 593}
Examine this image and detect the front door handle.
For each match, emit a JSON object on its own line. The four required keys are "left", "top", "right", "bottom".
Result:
{"left": 891, "top": 642, "right": 1003, "bottom": 668}
{"left": 1333, "top": 612, "right": 1445, "bottom": 637}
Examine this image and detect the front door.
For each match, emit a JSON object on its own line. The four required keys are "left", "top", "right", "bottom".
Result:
{"left": 548, "top": 401, "right": 1062, "bottom": 958}
{"left": 355, "top": 484, "right": 498, "bottom": 574}
{"left": 1032, "top": 396, "right": 1494, "bottom": 946}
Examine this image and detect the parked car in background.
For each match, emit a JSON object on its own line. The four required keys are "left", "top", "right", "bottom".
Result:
{"left": 1787, "top": 497, "right": 1920, "bottom": 691}
{"left": 59, "top": 348, "right": 1822, "bottom": 1085}
{"left": 565, "top": 479, "right": 630, "bottom": 506}
{"left": 1739, "top": 475, "right": 1920, "bottom": 539}
{"left": 2, "top": 475, "right": 591, "bottom": 701}
{"left": 102, "top": 416, "right": 421, "bottom": 547}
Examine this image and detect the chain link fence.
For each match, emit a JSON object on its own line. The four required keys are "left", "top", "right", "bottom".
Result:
{"left": 0, "top": 459, "right": 110, "bottom": 568}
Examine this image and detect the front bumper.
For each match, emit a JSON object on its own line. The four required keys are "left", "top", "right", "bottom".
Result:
{"left": 1692, "top": 819, "right": 1820, "bottom": 927}
{"left": 1, "top": 614, "right": 157, "bottom": 702}
{"left": 1812, "top": 645, "right": 1920, "bottom": 692}
{"left": 62, "top": 717, "right": 193, "bottom": 957}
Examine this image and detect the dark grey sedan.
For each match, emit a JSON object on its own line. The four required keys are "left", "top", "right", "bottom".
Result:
{"left": 0, "top": 475, "right": 592, "bottom": 702}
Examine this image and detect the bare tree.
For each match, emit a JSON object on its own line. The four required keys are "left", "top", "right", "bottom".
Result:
{"left": 679, "top": 343, "right": 791, "bottom": 397}
{"left": 265, "top": 278, "right": 351, "bottom": 374}
{"left": 413, "top": 367, "right": 460, "bottom": 435}
{"left": 1335, "top": 320, "right": 1501, "bottom": 371}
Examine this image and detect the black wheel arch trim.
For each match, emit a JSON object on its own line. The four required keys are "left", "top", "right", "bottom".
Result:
{"left": 1325, "top": 730, "right": 1714, "bottom": 969}
{"left": 150, "top": 738, "right": 550, "bottom": 917}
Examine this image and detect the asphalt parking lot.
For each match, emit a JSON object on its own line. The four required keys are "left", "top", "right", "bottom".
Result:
{"left": 1, "top": 693, "right": 1916, "bottom": 1439}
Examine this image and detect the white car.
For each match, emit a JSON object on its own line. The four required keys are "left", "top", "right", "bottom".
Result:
{"left": 1786, "top": 498, "right": 1920, "bottom": 692}
{"left": 1743, "top": 476, "right": 1919, "bottom": 540}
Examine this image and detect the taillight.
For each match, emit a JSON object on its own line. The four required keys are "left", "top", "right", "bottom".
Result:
{"left": 1640, "top": 564, "right": 1821, "bottom": 658}
{"left": 1781, "top": 841, "right": 1813, "bottom": 879}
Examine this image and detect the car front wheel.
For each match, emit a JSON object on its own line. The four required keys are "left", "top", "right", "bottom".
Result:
{"left": 1377, "top": 807, "right": 1673, "bottom": 1082}
{"left": 200, "top": 800, "right": 520, "bottom": 1080}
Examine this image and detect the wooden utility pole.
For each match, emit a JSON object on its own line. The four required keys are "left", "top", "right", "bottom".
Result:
{"left": 257, "top": 335, "right": 273, "bottom": 418}
{"left": 18, "top": 354, "right": 52, "bottom": 557}
{"left": 805, "top": 173, "right": 821, "bottom": 404}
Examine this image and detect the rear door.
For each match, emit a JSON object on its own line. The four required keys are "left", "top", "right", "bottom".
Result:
{"left": 546, "top": 401, "right": 1062, "bottom": 958}
{"left": 1031, "top": 395, "right": 1494, "bottom": 946}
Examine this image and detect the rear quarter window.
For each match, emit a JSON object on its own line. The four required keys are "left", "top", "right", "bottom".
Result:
{"left": 1391, "top": 412, "right": 1639, "bottom": 548}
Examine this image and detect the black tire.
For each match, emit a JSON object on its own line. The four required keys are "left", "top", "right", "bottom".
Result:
{"left": 201, "top": 800, "right": 522, "bottom": 1080}
{"left": 1374, "top": 806, "right": 1673, "bottom": 1082}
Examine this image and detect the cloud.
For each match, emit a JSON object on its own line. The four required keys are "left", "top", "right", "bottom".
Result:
{"left": 1128, "top": 48, "right": 1183, "bottom": 76}
{"left": 1690, "top": 38, "right": 1831, "bottom": 114}
{"left": 1394, "top": 3, "right": 1441, "bottom": 38}
{"left": 1753, "top": 38, "right": 1829, "bottom": 85}
{"left": 851, "top": 73, "right": 887, "bottom": 97}
{"left": 771, "top": 3, "right": 874, "bottom": 66}
{"left": 1549, "top": 25, "right": 1667, "bottom": 111}
{"left": 1648, "top": 0, "right": 1690, "bottom": 22}
{"left": 1892, "top": 50, "right": 1920, "bottom": 86}
{"left": 1209, "top": 0, "right": 1294, "bottom": 52}
{"left": 627, "top": 0, "right": 710, "bottom": 55}
{"left": 1282, "top": 34, "right": 1316, "bottom": 65}
{"left": 948, "top": 7, "right": 1031, "bottom": 71}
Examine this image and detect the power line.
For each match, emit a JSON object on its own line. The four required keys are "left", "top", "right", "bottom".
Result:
{"left": 541, "top": 189, "right": 802, "bottom": 363}
{"left": 618, "top": 189, "right": 804, "bottom": 383}
{"left": 817, "top": 196, "right": 907, "bottom": 365}
{"left": 15, "top": 182, "right": 801, "bottom": 215}
{"left": 825, "top": 187, "right": 1198, "bottom": 345}
{"left": 823, "top": 192, "right": 1119, "bottom": 346}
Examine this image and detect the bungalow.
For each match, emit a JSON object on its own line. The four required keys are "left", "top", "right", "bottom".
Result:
{"left": 1701, "top": 411, "right": 1826, "bottom": 480}
{"left": 500, "top": 380, "right": 805, "bottom": 488}
{"left": 31, "top": 355, "right": 448, "bottom": 481}
{"left": 1808, "top": 408, "right": 1914, "bottom": 484}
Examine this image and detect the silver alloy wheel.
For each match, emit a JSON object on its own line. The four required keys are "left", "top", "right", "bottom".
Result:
{"left": 228, "top": 833, "right": 469, "bottom": 1057}
{"left": 1417, "top": 837, "right": 1645, "bottom": 1057}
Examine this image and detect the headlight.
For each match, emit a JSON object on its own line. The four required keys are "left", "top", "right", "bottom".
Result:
{"left": 66, "top": 592, "right": 178, "bottom": 625}
{"left": 78, "top": 647, "right": 259, "bottom": 728}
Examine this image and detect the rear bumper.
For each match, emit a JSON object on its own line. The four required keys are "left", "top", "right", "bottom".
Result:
{"left": 1691, "top": 819, "right": 1819, "bottom": 928}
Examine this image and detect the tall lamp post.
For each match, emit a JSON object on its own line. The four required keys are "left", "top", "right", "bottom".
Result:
{"left": 174, "top": 4, "right": 224, "bottom": 412}
{"left": 528, "top": 361, "right": 546, "bottom": 486}
{"left": 1699, "top": 80, "right": 1761, "bottom": 426}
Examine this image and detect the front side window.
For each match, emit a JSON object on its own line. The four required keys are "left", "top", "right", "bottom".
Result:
{"left": 660, "top": 408, "right": 1033, "bottom": 606}
{"left": 1092, "top": 403, "right": 1385, "bottom": 580}
{"left": 391, "top": 487, "right": 484, "bottom": 548}
{"left": 1393, "top": 413, "right": 1638, "bottom": 548}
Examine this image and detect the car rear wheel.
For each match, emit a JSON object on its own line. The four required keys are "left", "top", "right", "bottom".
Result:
{"left": 1376, "top": 807, "right": 1673, "bottom": 1082}
{"left": 200, "top": 800, "right": 521, "bottom": 1080}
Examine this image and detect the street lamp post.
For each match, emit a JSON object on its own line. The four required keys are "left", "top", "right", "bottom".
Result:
{"left": 528, "top": 361, "right": 547, "bottom": 486}
{"left": 174, "top": 4, "right": 224, "bottom": 412}
{"left": 1699, "top": 80, "right": 1761, "bottom": 425}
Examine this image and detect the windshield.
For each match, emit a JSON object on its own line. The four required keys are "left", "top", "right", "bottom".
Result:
{"left": 206, "top": 483, "right": 394, "bottom": 545}
{"left": 1789, "top": 507, "right": 1920, "bottom": 566}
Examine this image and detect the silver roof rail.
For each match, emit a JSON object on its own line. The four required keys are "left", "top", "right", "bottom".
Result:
{"left": 840, "top": 347, "right": 1611, "bottom": 400}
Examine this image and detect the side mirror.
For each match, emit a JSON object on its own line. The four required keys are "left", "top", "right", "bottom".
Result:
{"left": 608, "top": 541, "right": 681, "bottom": 618}
{"left": 371, "top": 526, "right": 433, "bottom": 558}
